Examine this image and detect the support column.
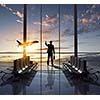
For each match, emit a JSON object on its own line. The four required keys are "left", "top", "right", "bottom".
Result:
{"left": 74, "top": 4, "right": 78, "bottom": 66}
{"left": 23, "top": 4, "right": 27, "bottom": 58}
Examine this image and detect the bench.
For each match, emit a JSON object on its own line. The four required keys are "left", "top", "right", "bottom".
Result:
{"left": 63, "top": 56, "right": 87, "bottom": 75}
{"left": 63, "top": 62, "right": 82, "bottom": 74}
{"left": 13, "top": 56, "right": 38, "bottom": 77}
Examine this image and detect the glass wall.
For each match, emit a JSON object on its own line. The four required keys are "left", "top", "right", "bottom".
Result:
{"left": 60, "top": 4, "right": 74, "bottom": 65}
{"left": 0, "top": 4, "right": 23, "bottom": 63}
{"left": 78, "top": 4, "right": 100, "bottom": 71}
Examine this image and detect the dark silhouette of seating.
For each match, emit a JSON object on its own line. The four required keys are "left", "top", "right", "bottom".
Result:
{"left": 0, "top": 56, "right": 38, "bottom": 84}
{"left": 13, "top": 56, "right": 38, "bottom": 77}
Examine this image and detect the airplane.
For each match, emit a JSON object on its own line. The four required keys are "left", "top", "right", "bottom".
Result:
{"left": 16, "top": 40, "right": 39, "bottom": 47}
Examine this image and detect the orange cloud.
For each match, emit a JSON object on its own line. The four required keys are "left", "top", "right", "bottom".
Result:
{"left": 13, "top": 11, "right": 23, "bottom": 18}
{"left": 33, "top": 15, "right": 58, "bottom": 27}
{"left": 80, "top": 18, "right": 89, "bottom": 26}
{"left": 64, "top": 14, "right": 73, "bottom": 21}
{"left": 44, "top": 15, "right": 58, "bottom": 24}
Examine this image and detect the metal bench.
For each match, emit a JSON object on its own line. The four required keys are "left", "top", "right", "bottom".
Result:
{"left": 0, "top": 56, "right": 38, "bottom": 84}
{"left": 13, "top": 56, "right": 38, "bottom": 77}
{"left": 62, "top": 56, "right": 87, "bottom": 75}
{"left": 63, "top": 62, "right": 82, "bottom": 74}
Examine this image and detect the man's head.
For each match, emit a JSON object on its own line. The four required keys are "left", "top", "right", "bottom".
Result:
{"left": 50, "top": 41, "right": 52, "bottom": 44}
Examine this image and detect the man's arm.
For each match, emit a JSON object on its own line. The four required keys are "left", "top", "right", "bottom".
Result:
{"left": 45, "top": 41, "right": 48, "bottom": 46}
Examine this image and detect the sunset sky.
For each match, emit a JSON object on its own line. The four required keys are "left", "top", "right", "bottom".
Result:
{"left": 0, "top": 4, "right": 100, "bottom": 54}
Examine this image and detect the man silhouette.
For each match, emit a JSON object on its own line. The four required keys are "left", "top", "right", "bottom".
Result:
{"left": 45, "top": 41, "right": 55, "bottom": 66}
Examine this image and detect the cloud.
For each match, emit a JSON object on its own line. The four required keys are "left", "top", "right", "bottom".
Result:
{"left": 43, "top": 15, "right": 58, "bottom": 25}
{"left": 33, "top": 21, "right": 58, "bottom": 39}
{"left": 62, "top": 5, "right": 100, "bottom": 36}
{"left": 0, "top": 4, "right": 13, "bottom": 12}
{"left": 13, "top": 11, "right": 23, "bottom": 18}
{"left": 33, "top": 15, "right": 58, "bottom": 38}
{"left": 79, "top": 14, "right": 100, "bottom": 34}
{"left": 16, "top": 19, "right": 23, "bottom": 24}
{"left": 64, "top": 14, "right": 73, "bottom": 22}
{"left": 0, "top": 4, "right": 23, "bottom": 24}
{"left": 80, "top": 5, "right": 97, "bottom": 17}
{"left": 80, "top": 14, "right": 99, "bottom": 26}
{"left": 61, "top": 14, "right": 74, "bottom": 37}
{"left": 33, "top": 15, "right": 58, "bottom": 27}
{"left": 80, "top": 18, "right": 89, "bottom": 26}
{"left": 33, "top": 27, "right": 54, "bottom": 35}
{"left": 61, "top": 28, "right": 73, "bottom": 36}
{"left": 78, "top": 27, "right": 90, "bottom": 34}
{"left": 33, "top": 22, "right": 49, "bottom": 27}
{"left": 78, "top": 5, "right": 100, "bottom": 34}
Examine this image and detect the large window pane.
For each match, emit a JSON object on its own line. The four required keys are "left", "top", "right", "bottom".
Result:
{"left": 42, "top": 4, "right": 60, "bottom": 94}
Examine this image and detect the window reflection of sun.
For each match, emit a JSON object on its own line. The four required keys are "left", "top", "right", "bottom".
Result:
{"left": 16, "top": 43, "right": 40, "bottom": 53}
{"left": 16, "top": 44, "right": 39, "bottom": 53}
{"left": 16, "top": 43, "right": 49, "bottom": 63}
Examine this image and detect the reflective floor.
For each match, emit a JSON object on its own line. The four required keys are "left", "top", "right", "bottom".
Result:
{"left": 0, "top": 64, "right": 100, "bottom": 95}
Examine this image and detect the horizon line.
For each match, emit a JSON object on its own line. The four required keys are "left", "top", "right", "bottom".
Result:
{"left": 0, "top": 51, "right": 99, "bottom": 54}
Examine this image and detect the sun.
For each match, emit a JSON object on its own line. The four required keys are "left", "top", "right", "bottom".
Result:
{"left": 26, "top": 46, "right": 33, "bottom": 52}
{"left": 16, "top": 42, "right": 40, "bottom": 53}
{"left": 16, "top": 46, "right": 34, "bottom": 52}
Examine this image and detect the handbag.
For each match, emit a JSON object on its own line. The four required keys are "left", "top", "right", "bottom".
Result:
{"left": 53, "top": 55, "right": 55, "bottom": 60}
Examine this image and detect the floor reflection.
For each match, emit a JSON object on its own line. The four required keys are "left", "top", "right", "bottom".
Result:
{"left": 74, "top": 80, "right": 89, "bottom": 95}
{"left": 0, "top": 63, "right": 100, "bottom": 94}
{"left": 45, "top": 66, "right": 55, "bottom": 90}
{"left": 63, "top": 70, "right": 100, "bottom": 95}
{"left": 0, "top": 70, "right": 37, "bottom": 95}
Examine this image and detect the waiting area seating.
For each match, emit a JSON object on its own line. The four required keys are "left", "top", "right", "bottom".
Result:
{"left": 63, "top": 56, "right": 87, "bottom": 75}
{"left": 13, "top": 56, "right": 38, "bottom": 76}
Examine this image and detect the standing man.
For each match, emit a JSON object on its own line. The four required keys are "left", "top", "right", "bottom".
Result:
{"left": 45, "top": 41, "right": 55, "bottom": 66}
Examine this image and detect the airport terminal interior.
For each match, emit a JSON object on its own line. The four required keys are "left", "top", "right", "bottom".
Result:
{"left": 0, "top": 4, "right": 100, "bottom": 95}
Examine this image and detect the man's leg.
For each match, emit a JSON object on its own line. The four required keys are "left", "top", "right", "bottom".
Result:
{"left": 51, "top": 54, "right": 54, "bottom": 66}
{"left": 47, "top": 54, "right": 50, "bottom": 65}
